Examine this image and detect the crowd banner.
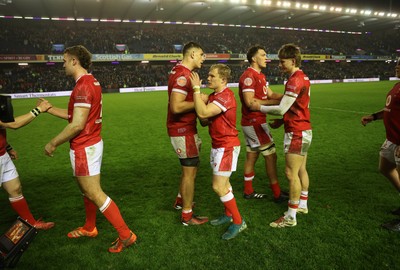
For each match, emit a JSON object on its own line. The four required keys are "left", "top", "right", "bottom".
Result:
{"left": 7, "top": 91, "right": 72, "bottom": 99}
{"left": 343, "top": 78, "right": 380, "bottom": 82}
{"left": 301, "top": 54, "right": 329, "bottom": 60}
{"left": 143, "top": 54, "right": 182, "bottom": 61}
{"left": 1, "top": 78, "right": 385, "bottom": 99}
{"left": 0, "top": 54, "right": 395, "bottom": 63}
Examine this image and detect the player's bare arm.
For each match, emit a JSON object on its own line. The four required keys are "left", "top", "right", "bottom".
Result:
{"left": 190, "top": 72, "right": 222, "bottom": 119}
{"left": 38, "top": 98, "right": 69, "bottom": 120}
{"left": 199, "top": 93, "right": 210, "bottom": 126}
{"left": 242, "top": 91, "right": 256, "bottom": 108}
{"left": 6, "top": 143, "right": 18, "bottom": 160}
{"left": 269, "top": 118, "right": 284, "bottom": 129}
{"left": 199, "top": 118, "right": 209, "bottom": 127}
{"left": 267, "top": 87, "right": 284, "bottom": 100}
{"left": 361, "top": 110, "right": 384, "bottom": 126}
{"left": 45, "top": 106, "right": 89, "bottom": 157}
{"left": 170, "top": 91, "right": 195, "bottom": 114}
{"left": 0, "top": 99, "right": 52, "bottom": 130}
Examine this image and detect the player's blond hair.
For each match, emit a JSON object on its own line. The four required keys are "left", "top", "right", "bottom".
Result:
{"left": 210, "top": 64, "right": 231, "bottom": 82}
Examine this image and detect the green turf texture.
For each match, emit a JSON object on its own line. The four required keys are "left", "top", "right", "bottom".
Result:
{"left": 0, "top": 81, "right": 399, "bottom": 269}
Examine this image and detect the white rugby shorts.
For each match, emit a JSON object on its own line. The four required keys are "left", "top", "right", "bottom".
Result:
{"left": 70, "top": 140, "right": 103, "bottom": 177}
{"left": 0, "top": 152, "right": 19, "bottom": 187}
{"left": 380, "top": 139, "right": 400, "bottom": 166}
{"left": 210, "top": 146, "right": 240, "bottom": 177}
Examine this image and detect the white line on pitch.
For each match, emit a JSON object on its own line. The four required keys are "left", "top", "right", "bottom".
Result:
{"left": 312, "top": 106, "right": 370, "bottom": 114}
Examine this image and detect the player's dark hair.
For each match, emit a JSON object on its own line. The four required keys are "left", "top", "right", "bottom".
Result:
{"left": 64, "top": 45, "right": 92, "bottom": 70}
{"left": 278, "top": 43, "right": 302, "bottom": 67}
{"left": 210, "top": 64, "right": 231, "bottom": 81}
{"left": 247, "top": 45, "right": 266, "bottom": 63}
{"left": 182, "top": 42, "right": 203, "bottom": 57}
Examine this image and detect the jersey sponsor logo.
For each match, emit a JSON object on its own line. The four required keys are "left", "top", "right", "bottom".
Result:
{"left": 176, "top": 76, "right": 187, "bottom": 87}
{"left": 244, "top": 77, "right": 253, "bottom": 86}
{"left": 177, "top": 127, "right": 187, "bottom": 134}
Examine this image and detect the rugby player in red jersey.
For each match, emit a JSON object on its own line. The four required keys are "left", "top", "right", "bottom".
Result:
{"left": 239, "top": 45, "right": 288, "bottom": 202}
{"left": 190, "top": 64, "right": 246, "bottom": 240}
{"left": 250, "top": 44, "right": 312, "bottom": 228}
{"left": 167, "top": 42, "right": 209, "bottom": 225}
{"left": 361, "top": 58, "right": 400, "bottom": 231}
{"left": 43, "top": 45, "right": 136, "bottom": 252}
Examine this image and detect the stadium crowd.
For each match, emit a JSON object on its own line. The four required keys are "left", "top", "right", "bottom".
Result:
{"left": 0, "top": 61, "right": 396, "bottom": 93}
{"left": 0, "top": 19, "right": 398, "bottom": 93}
{"left": 0, "top": 19, "right": 399, "bottom": 55}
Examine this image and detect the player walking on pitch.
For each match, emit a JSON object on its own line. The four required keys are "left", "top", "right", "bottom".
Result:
{"left": 42, "top": 45, "right": 136, "bottom": 252}
{"left": 361, "top": 58, "right": 400, "bottom": 231}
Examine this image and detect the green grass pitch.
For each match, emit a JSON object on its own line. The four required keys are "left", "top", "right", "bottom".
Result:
{"left": 0, "top": 81, "right": 399, "bottom": 269}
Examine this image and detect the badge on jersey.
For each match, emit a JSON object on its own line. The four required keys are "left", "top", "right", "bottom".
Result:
{"left": 386, "top": 95, "right": 392, "bottom": 107}
{"left": 244, "top": 77, "right": 253, "bottom": 86}
{"left": 176, "top": 76, "right": 187, "bottom": 87}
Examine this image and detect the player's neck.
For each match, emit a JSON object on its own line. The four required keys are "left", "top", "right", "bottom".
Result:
{"left": 250, "top": 64, "right": 262, "bottom": 73}
{"left": 215, "top": 85, "right": 226, "bottom": 93}
{"left": 289, "top": 67, "right": 300, "bottom": 75}
{"left": 181, "top": 59, "right": 194, "bottom": 71}
{"left": 73, "top": 68, "right": 89, "bottom": 81}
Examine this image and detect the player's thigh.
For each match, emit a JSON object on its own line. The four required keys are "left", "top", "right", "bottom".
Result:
{"left": 170, "top": 134, "right": 201, "bottom": 159}
{"left": 284, "top": 130, "right": 312, "bottom": 155}
{"left": 70, "top": 140, "right": 103, "bottom": 177}
{"left": 0, "top": 152, "right": 19, "bottom": 189}
{"left": 210, "top": 146, "right": 240, "bottom": 174}
{"left": 242, "top": 124, "right": 273, "bottom": 149}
